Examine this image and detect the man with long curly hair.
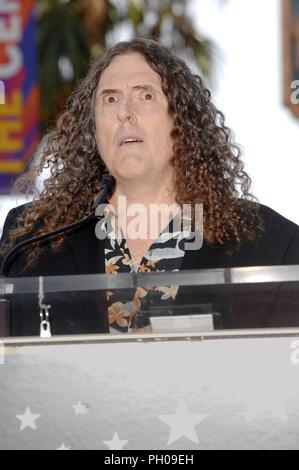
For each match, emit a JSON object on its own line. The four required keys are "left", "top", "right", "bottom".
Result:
{"left": 0, "top": 37, "right": 298, "bottom": 336}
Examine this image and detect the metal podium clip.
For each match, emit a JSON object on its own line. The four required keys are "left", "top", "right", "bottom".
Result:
{"left": 38, "top": 277, "right": 52, "bottom": 338}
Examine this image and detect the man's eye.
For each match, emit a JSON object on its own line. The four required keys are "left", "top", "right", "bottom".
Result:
{"left": 144, "top": 92, "right": 153, "bottom": 100}
{"left": 106, "top": 96, "right": 116, "bottom": 103}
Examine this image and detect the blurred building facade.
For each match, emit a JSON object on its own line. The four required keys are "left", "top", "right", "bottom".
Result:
{"left": 0, "top": 0, "right": 299, "bottom": 235}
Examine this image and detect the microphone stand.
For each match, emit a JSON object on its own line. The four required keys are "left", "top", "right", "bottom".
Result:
{"left": 0, "top": 175, "right": 116, "bottom": 277}
{"left": 0, "top": 175, "right": 116, "bottom": 337}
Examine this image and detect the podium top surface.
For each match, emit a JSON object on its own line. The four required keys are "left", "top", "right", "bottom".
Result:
{"left": 1, "top": 265, "right": 299, "bottom": 294}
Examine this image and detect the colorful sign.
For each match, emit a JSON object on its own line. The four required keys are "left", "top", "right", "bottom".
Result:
{"left": 282, "top": 0, "right": 299, "bottom": 119}
{"left": 0, "top": 0, "right": 39, "bottom": 193}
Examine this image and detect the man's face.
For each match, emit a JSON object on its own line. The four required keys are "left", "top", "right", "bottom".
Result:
{"left": 94, "top": 53, "right": 174, "bottom": 184}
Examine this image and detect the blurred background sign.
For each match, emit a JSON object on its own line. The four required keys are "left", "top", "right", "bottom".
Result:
{"left": 282, "top": 0, "right": 299, "bottom": 118}
{"left": 0, "top": 0, "right": 39, "bottom": 194}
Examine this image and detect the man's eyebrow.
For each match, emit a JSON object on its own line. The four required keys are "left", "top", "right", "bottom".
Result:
{"left": 97, "top": 84, "right": 156, "bottom": 97}
{"left": 132, "top": 84, "right": 155, "bottom": 91}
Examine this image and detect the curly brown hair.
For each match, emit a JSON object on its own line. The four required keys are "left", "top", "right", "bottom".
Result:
{"left": 2, "top": 37, "right": 263, "bottom": 268}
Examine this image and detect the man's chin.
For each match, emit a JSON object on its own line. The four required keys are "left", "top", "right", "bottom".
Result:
{"left": 112, "top": 161, "right": 148, "bottom": 180}
{"left": 114, "top": 169, "right": 148, "bottom": 181}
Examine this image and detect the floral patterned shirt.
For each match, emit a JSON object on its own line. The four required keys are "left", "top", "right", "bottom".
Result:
{"left": 98, "top": 210, "right": 191, "bottom": 334}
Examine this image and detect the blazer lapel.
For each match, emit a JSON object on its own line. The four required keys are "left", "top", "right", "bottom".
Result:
{"left": 69, "top": 217, "right": 105, "bottom": 275}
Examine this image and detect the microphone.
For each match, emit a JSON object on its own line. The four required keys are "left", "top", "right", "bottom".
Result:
{"left": 0, "top": 175, "right": 116, "bottom": 277}
{"left": 90, "top": 174, "right": 116, "bottom": 212}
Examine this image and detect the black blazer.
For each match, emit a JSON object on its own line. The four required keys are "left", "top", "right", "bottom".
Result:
{"left": 1, "top": 201, "right": 299, "bottom": 336}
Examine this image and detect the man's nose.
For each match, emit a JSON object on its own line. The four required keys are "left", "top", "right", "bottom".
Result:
{"left": 117, "top": 96, "right": 137, "bottom": 124}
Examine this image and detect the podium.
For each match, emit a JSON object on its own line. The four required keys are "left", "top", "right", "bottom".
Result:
{"left": 1, "top": 266, "right": 299, "bottom": 449}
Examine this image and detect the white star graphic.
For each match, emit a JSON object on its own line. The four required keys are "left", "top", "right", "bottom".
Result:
{"left": 103, "top": 432, "right": 128, "bottom": 450}
{"left": 241, "top": 377, "right": 288, "bottom": 423}
{"left": 245, "top": 393, "right": 287, "bottom": 422}
{"left": 158, "top": 398, "right": 207, "bottom": 445}
{"left": 16, "top": 406, "right": 40, "bottom": 431}
{"left": 56, "top": 443, "right": 70, "bottom": 450}
{"left": 73, "top": 401, "right": 88, "bottom": 415}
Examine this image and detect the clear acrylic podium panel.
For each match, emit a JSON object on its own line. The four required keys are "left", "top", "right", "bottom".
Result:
{"left": 0, "top": 265, "right": 299, "bottom": 337}
{"left": 1, "top": 266, "right": 299, "bottom": 449}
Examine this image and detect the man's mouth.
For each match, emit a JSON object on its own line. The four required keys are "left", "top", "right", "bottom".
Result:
{"left": 120, "top": 138, "right": 143, "bottom": 146}
{"left": 119, "top": 137, "right": 143, "bottom": 146}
